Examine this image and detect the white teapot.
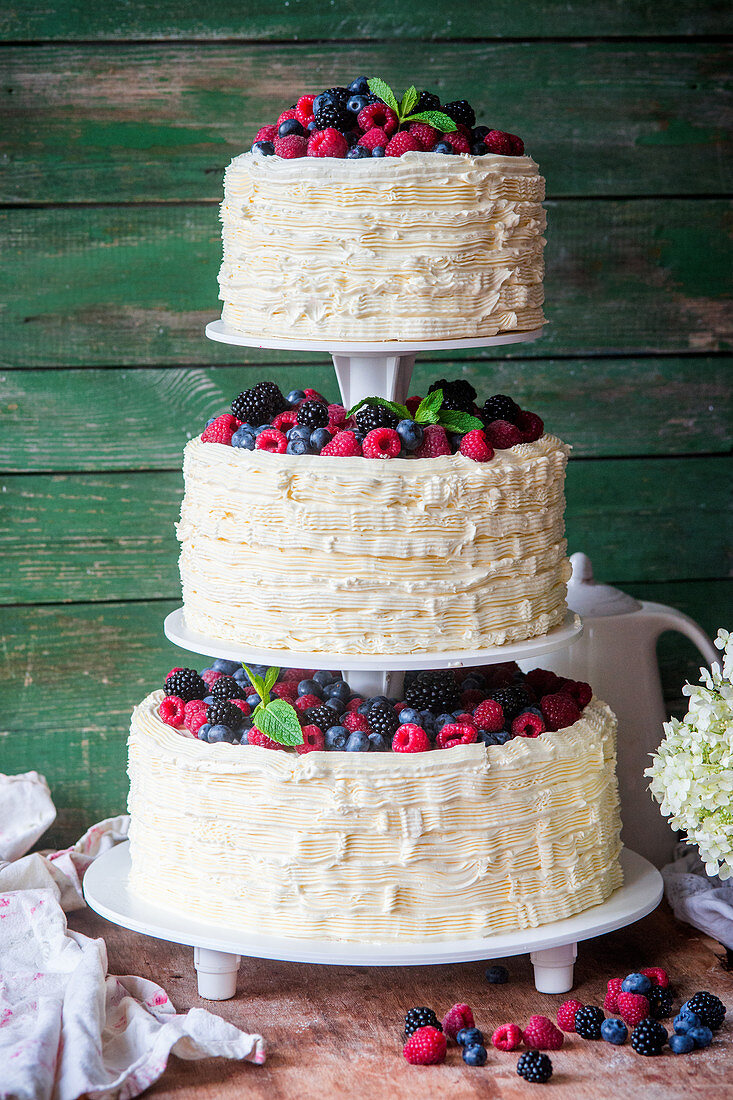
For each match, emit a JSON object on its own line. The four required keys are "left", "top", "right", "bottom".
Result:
{"left": 523, "top": 552, "right": 718, "bottom": 867}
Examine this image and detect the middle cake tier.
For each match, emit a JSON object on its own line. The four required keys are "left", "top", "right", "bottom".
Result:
{"left": 177, "top": 433, "right": 571, "bottom": 655}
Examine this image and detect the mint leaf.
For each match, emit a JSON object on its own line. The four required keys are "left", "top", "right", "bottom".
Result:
{"left": 346, "top": 396, "right": 410, "bottom": 421}
{"left": 414, "top": 389, "right": 444, "bottom": 424}
{"left": 405, "top": 110, "right": 457, "bottom": 133}
{"left": 438, "top": 410, "right": 484, "bottom": 433}
{"left": 254, "top": 699, "right": 304, "bottom": 746}
{"left": 368, "top": 77, "right": 399, "bottom": 115}
{"left": 264, "top": 665, "right": 280, "bottom": 694}
{"left": 242, "top": 664, "right": 268, "bottom": 704}
{"left": 399, "top": 85, "right": 418, "bottom": 118}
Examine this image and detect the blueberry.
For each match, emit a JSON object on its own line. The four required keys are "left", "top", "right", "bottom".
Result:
{"left": 485, "top": 964, "right": 509, "bottom": 984}
{"left": 674, "top": 1012, "right": 702, "bottom": 1034}
{"left": 352, "top": 430, "right": 365, "bottom": 444}
{"left": 213, "top": 658, "right": 239, "bottom": 675}
{"left": 478, "top": 730, "right": 501, "bottom": 746}
{"left": 456, "top": 1027, "right": 484, "bottom": 1048}
{"left": 203, "top": 694, "right": 214, "bottom": 705}
{"left": 433, "top": 141, "right": 453, "bottom": 154}
{"left": 324, "top": 680, "right": 351, "bottom": 702}
{"left": 347, "top": 94, "right": 369, "bottom": 114}
{"left": 371, "top": 146, "right": 385, "bottom": 157}
{"left": 197, "top": 723, "right": 211, "bottom": 741}
{"left": 473, "top": 125, "right": 490, "bottom": 140}
{"left": 325, "top": 697, "right": 346, "bottom": 715}
{"left": 253, "top": 424, "right": 270, "bottom": 436}
{"left": 298, "top": 679, "right": 323, "bottom": 698}
{"left": 246, "top": 693, "right": 260, "bottom": 708}
{"left": 368, "top": 695, "right": 390, "bottom": 708}
{"left": 287, "top": 389, "right": 306, "bottom": 405}
{"left": 669, "top": 1032, "right": 695, "bottom": 1054}
{"left": 252, "top": 140, "right": 274, "bottom": 155}
{"left": 286, "top": 438, "right": 313, "bottom": 456}
{"left": 278, "top": 118, "right": 305, "bottom": 137}
{"left": 688, "top": 1025, "right": 713, "bottom": 1049}
{"left": 310, "top": 670, "right": 331, "bottom": 687}
{"left": 621, "top": 972, "right": 652, "bottom": 996}
{"left": 601, "top": 1018, "right": 627, "bottom": 1045}
{"left": 287, "top": 425, "right": 312, "bottom": 442}
{"left": 345, "top": 130, "right": 361, "bottom": 147}
{"left": 357, "top": 702, "right": 371, "bottom": 716}
{"left": 462, "top": 1044, "right": 487, "bottom": 1066}
{"left": 346, "top": 144, "right": 371, "bottom": 159}
{"left": 232, "top": 427, "right": 256, "bottom": 449}
{"left": 471, "top": 141, "right": 487, "bottom": 155}
{"left": 306, "top": 119, "right": 318, "bottom": 132}
{"left": 239, "top": 729, "right": 249, "bottom": 745}
{"left": 436, "top": 713, "right": 454, "bottom": 730}
{"left": 232, "top": 667, "right": 247, "bottom": 683}
{"left": 249, "top": 664, "right": 268, "bottom": 676}
{"left": 208, "top": 723, "right": 233, "bottom": 743}
{"left": 396, "top": 419, "right": 424, "bottom": 451}
{"left": 449, "top": 432, "right": 463, "bottom": 451}
{"left": 347, "top": 76, "right": 370, "bottom": 95}
{"left": 205, "top": 415, "right": 217, "bottom": 427}
{"left": 310, "top": 427, "right": 332, "bottom": 452}
{"left": 399, "top": 707, "right": 421, "bottom": 725}
{"left": 462, "top": 673, "right": 486, "bottom": 690}
{"left": 346, "top": 731, "right": 371, "bottom": 752}
{"left": 368, "top": 732, "right": 388, "bottom": 751}
{"left": 483, "top": 729, "right": 512, "bottom": 745}
{"left": 325, "top": 726, "right": 349, "bottom": 751}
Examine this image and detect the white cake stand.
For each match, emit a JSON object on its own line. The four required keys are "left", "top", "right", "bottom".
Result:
{"left": 84, "top": 844, "right": 662, "bottom": 1001}
{"left": 205, "top": 320, "right": 543, "bottom": 408}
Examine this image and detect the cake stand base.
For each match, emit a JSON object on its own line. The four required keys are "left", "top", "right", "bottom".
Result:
{"left": 84, "top": 845, "right": 661, "bottom": 1001}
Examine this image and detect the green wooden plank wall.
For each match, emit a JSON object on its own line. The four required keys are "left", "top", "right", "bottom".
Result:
{"left": 1, "top": 5, "right": 731, "bottom": 846}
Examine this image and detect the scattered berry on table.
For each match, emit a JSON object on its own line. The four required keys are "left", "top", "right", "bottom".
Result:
{"left": 557, "top": 999, "right": 584, "bottom": 1032}
{"left": 165, "top": 668, "right": 207, "bottom": 701}
{"left": 687, "top": 1025, "right": 714, "bottom": 1049}
{"left": 485, "top": 964, "right": 509, "bottom": 984}
{"left": 456, "top": 1026, "right": 484, "bottom": 1048}
{"left": 647, "top": 985, "right": 674, "bottom": 1019}
{"left": 630, "top": 1018, "right": 667, "bottom": 1056}
{"left": 522, "top": 1015, "right": 564, "bottom": 1051}
{"left": 516, "top": 1050, "right": 552, "bottom": 1084}
{"left": 604, "top": 977, "right": 623, "bottom": 1013}
{"left": 617, "top": 991, "right": 650, "bottom": 1028}
{"left": 491, "top": 1023, "right": 523, "bottom": 1051}
{"left": 404, "top": 1007, "right": 442, "bottom": 1038}
{"left": 640, "top": 966, "right": 669, "bottom": 988}
{"left": 601, "top": 1018, "right": 628, "bottom": 1045}
{"left": 682, "top": 991, "right": 726, "bottom": 1030}
{"left": 574, "top": 1005, "right": 605, "bottom": 1040}
{"left": 673, "top": 1010, "right": 702, "bottom": 1034}
{"left": 462, "top": 1044, "right": 488, "bottom": 1066}
{"left": 442, "top": 1004, "right": 475, "bottom": 1040}
{"left": 621, "top": 972, "right": 653, "bottom": 996}
{"left": 403, "top": 1026, "right": 447, "bottom": 1065}
{"left": 669, "top": 1032, "right": 695, "bottom": 1054}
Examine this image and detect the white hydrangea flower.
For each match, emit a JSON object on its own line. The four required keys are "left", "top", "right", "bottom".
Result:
{"left": 646, "top": 628, "right": 733, "bottom": 879}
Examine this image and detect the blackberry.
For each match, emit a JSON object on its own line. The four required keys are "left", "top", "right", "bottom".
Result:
{"left": 313, "top": 88, "right": 352, "bottom": 130}
{"left": 405, "top": 671, "right": 460, "bottom": 713}
{"left": 630, "top": 1018, "right": 667, "bottom": 1055}
{"left": 164, "top": 668, "right": 207, "bottom": 701}
{"left": 443, "top": 100, "right": 476, "bottom": 129}
{"left": 647, "top": 985, "right": 675, "bottom": 1019}
{"left": 404, "top": 1007, "right": 442, "bottom": 1038}
{"left": 482, "top": 393, "right": 521, "bottom": 425}
{"left": 297, "top": 400, "right": 329, "bottom": 430}
{"left": 427, "top": 377, "right": 477, "bottom": 413}
{"left": 211, "top": 675, "right": 246, "bottom": 701}
{"left": 320, "top": 86, "right": 350, "bottom": 107}
{"left": 254, "top": 380, "right": 287, "bottom": 416}
{"left": 306, "top": 705, "right": 340, "bottom": 732}
{"left": 490, "top": 684, "right": 533, "bottom": 722}
{"left": 516, "top": 1050, "right": 552, "bottom": 1083}
{"left": 574, "top": 1005, "right": 605, "bottom": 1040}
{"left": 206, "top": 699, "right": 244, "bottom": 730}
{"left": 684, "top": 991, "right": 726, "bottom": 1030}
{"left": 231, "top": 388, "right": 271, "bottom": 427}
{"left": 354, "top": 404, "right": 399, "bottom": 434}
{"left": 367, "top": 701, "right": 400, "bottom": 739}
{"left": 415, "top": 90, "right": 441, "bottom": 113}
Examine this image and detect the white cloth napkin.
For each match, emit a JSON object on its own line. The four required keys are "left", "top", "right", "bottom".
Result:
{"left": 662, "top": 843, "right": 733, "bottom": 949}
{"left": 0, "top": 773, "right": 265, "bottom": 1100}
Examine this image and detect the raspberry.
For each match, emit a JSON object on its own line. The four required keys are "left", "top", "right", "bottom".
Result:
{"left": 525, "top": 668, "right": 565, "bottom": 698}
{"left": 436, "top": 723, "right": 478, "bottom": 749}
{"left": 392, "top": 724, "right": 431, "bottom": 753}
{"left": 640, "top": 966, "right": 669, "bottom": 989}
{"left": 271, "top": 411, "right": 298, "bottom": 432}
{"left": 274, "top": 134, "right": 307, "bottom": 159}
{"left": 492, "top": 1023, "right": 523, "bottom": 1052}
{"left": 345, "top": 696, "right": 364, "bottom": 711}
{"left": 248, "top": 727, "right": 285, "bottom": 750}
{"left": 405, "top": 395, "right": 422, "bottom": 416}
{"left": 357, "top": 102, "right": 398, "bottom": 136}
{"left": 618, "top": 991, "right": 650, "bottom": 1029}
{"left": 473, "top": 699, "right": 504, "bottom": 732}
{"left": 295, "top": 94, "right": 316, "bottom": 127}
{"left": 414, "top": 424, "right": 450, "bottom": 458}
{"left": 409, "top": 122, "right": 439, "bottom": 150}
{"left": 443, "top": 130, "right": 471, "bottom": 154}
{"left": 507, "top": 134, "right": 524, "bottom": 155}
{"left": 255, "top": 124, "right": 278, "bottom": 143}
{"left": 184, "top": 698, "right": 208, "bottom": 734}
{"left": 321, "top": 430, "right": 363, "bottom": 457}
{"left": 559, "top": 679, "right": 592, "bottom": 709}
{"left": 522, "top": 1016, "right": 564, "bottom": 1051}
{"left": 358, "top": 126, "right": 388, "bottom": 150}
{"left": 363, "top": 427, "right": 401, "bottom": 458}
{"left": 459, "top": 429, "right": 494, "bottom": 462}
{"left": 158, "top": 695, "right": 185, "bottom": 728}
{"left": 604, "top": 978, "right": 623, "bottom": 1014}
{"left": 270, "top": 681, "right": 297, "bottom": 701}
{"left": 296, "top": 724, "right": 325, "bottom": 754}
{"left": 283, "top": 668, "right": 315, "bottom": 681}
{"left": 485, "top": 419, "right": 524, "bottom": 449}
{"left": 200, "top": 668, "right": 221, "bottom": 688}
{"left": 255, "top": 427, "right": 288, "bottom": 454}
{"left": 516, "top": 409, "right": 545, "bottom": 443}
{"left": 294, "top": 693, "right": 322, "bottom": 712}
{"left": 541, "top": 692, "right": 581, "bottom": 732}
{"left": 511, "top": 710, "right": 546, "bottom": 738}
{"left": 276, "top": 108, "right": 298, "bottom": 127}
{"left": 557, "top": 999, "right": 584, "bottom": 1032}
{"left": 302, "top": 388, "right": 326, "bottom": 403}
{"left": 484, "top": 130, "right": 515, "bottom": 155}
{"left": 201, "top": 414, "right": 242, "bottom": 445}
{"left": 459, "top": 689, "right": 484, "bottom": 711}
{"left": 402, "top": 1026, "right": 447, "bottom": 1065}
{"left": 385, "top": 132, "right": 422, "bottom": 157}
{"left": 230, "top": 698, "right": 251, "bottom": 716}
{"left": 307, "top": 128, "right": 348, "bottom": 158}
{"left": 343, "top": 711, "right": 370, "bottom": 733}
{"left": 443, "top": 1004, "right": 475, "bottom": 1040}
{"left": 327, "top": 403, "right": 346, "bottom": 428}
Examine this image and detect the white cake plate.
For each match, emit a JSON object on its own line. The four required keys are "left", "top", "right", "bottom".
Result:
{"left": 164, "top": 608, "right": 582, "bottom": 697}
{"left": 205, "top": 320, "right": 543, "bottom": 408}
{"left": 84, "top": 844, "right": 662, "bottom": 1001}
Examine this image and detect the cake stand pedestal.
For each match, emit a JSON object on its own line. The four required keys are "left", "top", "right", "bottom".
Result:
{"left": 84, "top": 845, "right": 662, "bottom": 1000}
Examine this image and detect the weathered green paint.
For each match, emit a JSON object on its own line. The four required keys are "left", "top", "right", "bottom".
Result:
{"left": 2, "top": 43, "right": 730, "bottom": 202}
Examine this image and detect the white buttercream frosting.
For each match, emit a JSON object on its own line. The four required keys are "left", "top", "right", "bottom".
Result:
{"left": 218, "top": 150, "right": 545, "bottom": 342}
{"left": 177, "top": 435, "right": 571, "bottom": 654}
{"left": 128, "top": 692, "right": 623, "bottom": 942}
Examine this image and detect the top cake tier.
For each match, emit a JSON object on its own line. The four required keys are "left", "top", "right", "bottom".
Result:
{"left": 218, "top": 151, "right": 546, "bottom": 344}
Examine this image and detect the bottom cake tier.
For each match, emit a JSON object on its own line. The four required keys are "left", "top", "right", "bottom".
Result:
{"left": 127, "top": 691, "right": 623, "bottom": 942}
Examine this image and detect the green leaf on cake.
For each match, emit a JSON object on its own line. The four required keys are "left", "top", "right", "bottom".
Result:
{"left": 404, "top": 110, "right": 457, "bottom": 132}
{"left": 254, "top": 698, "right": 304, "bottom": 746}
{"left": 346, "top": 396, "right": 410, "bottom": 421}
{"left": 399, "top": 85, "right": 419, "bottom": 117}
{"left": 438, "top": 409, "right": 484, "bottom": 433}
{"left": 264, "top": 665, "right": 280, "bottom": 694}
{"left": 368, "top": 77, "right": 399, "bottom": 114}
{"left": 242, "top": 664, "right": 269, "bottom": 706}
{"left": 414, "top": 389, "right": 444, "bottom": 424}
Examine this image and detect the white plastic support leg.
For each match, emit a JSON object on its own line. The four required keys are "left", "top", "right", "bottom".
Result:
{"left": 193, "top": 946, "right": 241, "bottom": 1000}
{"left": 530, "top": 942, "right": 577, "bottom": 994}
{"left": 344, "top": 669, "right": 405, "bottom": 700}
{"left": 331, "top": 353, "right": 416, "bottom": 408}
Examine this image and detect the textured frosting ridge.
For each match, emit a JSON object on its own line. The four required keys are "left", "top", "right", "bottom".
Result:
{"left": 218, "top": 150, "right": 546, "bottom": 342}
{"left": 128, "top": 692, "right": 624, "bottom": 942}
{"left": 177, "top": 435, "right": 571, "bottom": 654}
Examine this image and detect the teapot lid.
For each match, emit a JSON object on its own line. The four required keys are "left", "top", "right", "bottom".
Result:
{"left": 566, "top": 552, "right": 642, "bottom": 617}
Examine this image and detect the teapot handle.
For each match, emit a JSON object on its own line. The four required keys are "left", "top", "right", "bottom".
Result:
{"left": 639, "top": 601, "right": 718, "bottom": 668}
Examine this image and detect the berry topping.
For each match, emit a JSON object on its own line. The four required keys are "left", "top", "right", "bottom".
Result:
{"left": 428, "top": 377, "right": 477, "bottom": 412}
{"left": 574, "top": 1005, "right": 605, "bottom": 1040}
{"left": 522, "top": 1016, "right": 564, "bottom": 1051}
{"left": 272, "top": 410, "right": 299, "bottom": 432}
{"left": 201, "top": 414, "right": 242, "bottom": 445}
{"left": 343, "top": 711, "right": 370, "bottom": 733}
{"left": 443, "top": 130, "right": 471, "bottom": 154}
{"left": 273, "top": 134, "right": 307, "bottom": 159}
{"left": 492, "top": 1023, "right": 523, "bottom": 1051}
{"left": 516, "top": 409, "right": 545, "bottom": 443}
{"left": 405, "top": 670, "right": 460, "bottom": 712}
{"left": 183, "top": 698, "right": 208, "bottom": 735}
{"left": 295, "top": 94, "right": 316, "bottom": 127}
{"left": 617, "top": 992, "right": 650, "bottom": 1029}
{"left": 307, "top": 127, "right": 348, "bottom": 158}
{"left": 511, "top": 709, "right": 546, "bottom": 738}
{"left": 413, "top": 423, "right": 451, "bottom": 458}
{"left": 442, "top": 1003, "right": 475, "bottom": 1040}
{"left": 402, "top": 1026, "right": 447, "bottom": 1065}
{"left": 206, "top": 699, "right": 245, "bottom": 731}
{"left": 442, "top": 100, "right": 476, "bottom": 128}
{"left": 525, "top": 667, "right": 565, "bottom": 697}
{"left": 255, "top": 428, "right": 288, "bottom": 453}
{"left": 297, "top": 400, "right": 329, "bottom": 430}
{"left": 210, "top": 675, "right": 246, "bottom": 701}
{"left": 540, "top": 692, "right": 582, "bottom": 731}
{"left": 489, "top": 684, "right": 533, "bottom": 722}
{"left": 436, "top": 723, "right": 477, "bottom": 749}
{"left": 254, "top": 124, "right": 278, "bottom": 143}
{"left": 473, "top": 699, "right": 505, "bottom": 732}
{"left": 485, "top": 419, "right": 524, "bottom": 449}
{"left": 320, "top": 430, "right": 363, "bottom": 457}
{"left": 630, "top": 1018, "right": 667, "bottom": 1056}
{"left": 367, "top": 701, "right": 400, "bottom": 739}
{"left": 408, "top": 122, "right": 439, "bottom": 150}
{"left": 559, "top": 679, "right": 593, "bottom": 709}
{"left": 557, "top": 999, "right": 584, "bottom": 1032}
{"left": 296, "top": 724, "right": 326, "bottom": 754}
{"left": 392, "top": 724, "right": 431, "bottom": 753}
{"left": 404, "top": 1006, "right": 442, "bottom": 1038}
{"left": 357, "top": 102, "right": 399, "bottom": 136}
{"left": 459, "top": 429, "right": 494, "bottom": 462}
{"left": 164, "top": 668, "right": 207, "bottom": 701}
{"left": 248, "top": 727, "right": 286, "bottom": 751}
{"left": 385, "top": 132, "right": 422, "bottom": 157}
{"left": 363, "top": 426, "right": 402, "bottom": 458}
{"left": 294, "top": 693, "right": 322, "bottom": 712}
{"left": 482, "top": 394, "right": 520, "bottom": 423}
{"left": 158, "top": 695, "right": 185, "bottom": 728}
{"left": 483, "top": 130, "right": 516, "bottom": 155}
{"left": 357, "top": 126, "right": 389, "bottom": 150}
{"left": 516, "top": 1050, "right": 552, "bottom": 1084}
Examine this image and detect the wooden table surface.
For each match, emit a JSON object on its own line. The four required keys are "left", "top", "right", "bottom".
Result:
{"left": 69, "top": 903, "right": 731, "bottom": 1100}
